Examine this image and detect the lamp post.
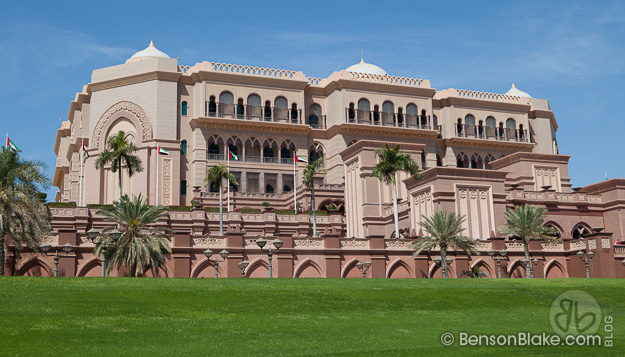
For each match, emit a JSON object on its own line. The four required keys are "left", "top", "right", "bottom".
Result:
{"left": 238, "top": 260, "right": 249, "bottom": 278}
{"left": 577, "top": 250, "right": 595, "bottom": 278}
{"left": 38, "top": 242, "right": 76, "bottom": 277}
{"left": 255, "top": 237, "right": 283, "bottom": 278}
{"left": 521, "top": 257, "right": 540, "bottom": 279}
{"left": 355, "top": 260, "right": 371, "bottom": 278}
{"left": 85, "top": 228, "right": 122, "bottom": 277}
{"left": 203, "top": 248, "right": 229, "bottom": 278}
{"left": 433, "top": 256, "right": 454, "bottom": 278}
{"left": 488, "top": 249, "right": 507, "bottom": 279}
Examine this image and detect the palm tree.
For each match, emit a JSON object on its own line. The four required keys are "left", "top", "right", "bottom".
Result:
{"left": 0, "top": 147, "right": 51, "bottom": 276}
{"left": 371, "top": 144, "right": 422, "bottom": 240}
{"left": 498, "top": 204, "right": 559, "bottom": 278}
{"left": 411, "top": 210, "right": 477, "bottom": 279}
{"left": 205, "top": 164, "right": 238, "bottom": 235}
{"left": 95, "top": 131, "right": 143, "bottom": 202}
{"left": 303, "top": 158, "right": 326, "bottom": 237}
{"left": 96, "top": 194, "right": 171, "bottom": 277}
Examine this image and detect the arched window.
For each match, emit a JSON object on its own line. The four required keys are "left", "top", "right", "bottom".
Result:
{"left": 219, "top": 91, "right": 234, "bottom": 117}
{"left": 263, "top": 147, "right": 274, "bottom": 158}
{"left": 457, "top": 118, "right": 463, "bottom": 136}
{"left": 397, "top": 107, "right": 404, "bottom": 127}
{"left": 572, "top": 224, "right": 591, "bottom": 240}
{"left": 456, "top": 153, "right": 469, "bottom": 168}
{"left": 209, "top": 182, "right": 218, "bottom": 193}
{"left": 470, "top": 154, "right": 483, "bottom": 169}
{"left": 519, "top": 124, "right": 525, "bottom": 141}
{"left": 436, "top": 153, "right": 443, "bottom": 167}
{"left": 246, "top": 94, "right": 261, "bottom": 119}
{"left": 181, "top": 140, "right": 188, "bottom": 155}
{"left": 373, "top": 105, "right": 380, "bottom": 125}
{"left": 247, "top": 94, "right": 261, "bottom": 107}
{"left": 421, "top": 152, "right": 427, "bottom": 169}
{"left": 274, "top": 96, "right": 288, "bottom": 122}
{"left": 283, "top": 185, "right": 292, "bottom": 192}
{"left": 265, "top": 184, "right": 274, "bottom": 193}
{"left": 291, "top": 103, "right": 298, "bottom": 123}
{"left": 228, "top": 144, "right": 238, "bottom": 156}
{"left": 348, "top": 103, "right": 355, "bottom": 122}
{"left": 264, "top": 100, "right": 272, "bottom": 121}
{"left": 485, "top": 116, "right": 496, "bottom": 138}
{"left": 181, "top": 101, "right": 188, "bottom": 116}
{"left": 544, "top": 223, "right": 562, "bottom": 239}
{"left": 357, "top": 99, "right": 370, "bottom": 111}
{"left": 406, "top": 104, "right": 418, "bottom": 128}
{"left": 498, "top": 122, "right": 505, "bottom": 140}
{"left": 457, "top": 154, "right": 464, "bottom": 168}
{"left": 432, "top": 115, "right": 438, "bottom": 128}
{"left": 280, "top": 147, "right": 290, "bottom": 160}
{"left": 382, "top": 101, "right": 394, "bottom": 126}
{"left": 506, "top": 118, "right": 517, "bottom": 139}
{"left": 465, "top": 114, "right": 476, "bottom": 135}
{"left": 421, "top": 109, "right": 428, "bottom": 127}
{"left": 486, "top": 116, "right": 496, "bottom": 127}
{"left": 208, "top": 143, "right": 220, "bottom": 155}
{"left": 208, "top": 96, "right": 217, "bottom": 116}
{"left": 484, "top": 154, "right": 495, "bottom": 169}
{"left": 309, "top": 143, "right": 324, "bottom": 163}
{"left": 219, "top": 91, "right": 233, "bottom": 104}
{"left": 275, "top": 96, "right": 288, "bottom": 109}
{"left": 309, "top": 104, "right": 322, "bottom": 128}
{"left": 237, "top": 98, "right": 244, "bottom": 119}
{"left": 180, "top": 180, "right": 187, "bottom": 195}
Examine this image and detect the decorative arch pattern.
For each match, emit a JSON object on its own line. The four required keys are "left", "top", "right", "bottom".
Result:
{"left": 293, "top": 258, "right": 325, "bottom": 278}
{"left": 386, "top": 259, "right": 414, "bottom": 278}
{"left": 92, "top": 101, "right": 153, "bottom": 149}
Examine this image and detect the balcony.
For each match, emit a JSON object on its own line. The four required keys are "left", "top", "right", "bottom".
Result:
{"left": 455, "top": 124, "right": 528, "bottom": 143}
{"left": 205, "top": 102, "right": 302, "bottom": 124}
{"left": 208, "top": 153, "right": 297, "bottom": 166}
{"left": 345, "top": 109, "right": 436, "bottom": 130}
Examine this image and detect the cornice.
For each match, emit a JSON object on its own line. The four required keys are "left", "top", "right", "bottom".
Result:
{"left": 489, "top": 152, "right": 571, "bottom": 170}
{"left": 189, "top": 116, "right": 312, "bottom": 135}
{"left": 439, "top": 97, "right": 531, "bottom": 113}
{"left": 334, "top": 123, "right": 439, "bottom": 140}
{"left": 89, "top": 71, "right": 182, "bottom": 92}
{"left": 191, "top": 71, "right": 309, "bottom": 91}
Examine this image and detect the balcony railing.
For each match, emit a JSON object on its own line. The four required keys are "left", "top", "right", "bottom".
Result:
{"left": 455, "top": 124, "right": 528, "bottom": 142}
{"left": 346, "top": 109, "right": 434, "bottom": 130}
{"left": 207, "top": 154, "right": 296, "bottom": 165}
{"left": 205, "top": 102, "right": 302, "bottom": 124}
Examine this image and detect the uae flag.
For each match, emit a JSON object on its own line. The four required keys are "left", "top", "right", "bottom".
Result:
{"left": 228, "top": 150, "right": 238, "bottom": 160}
{"left": 295, "top": 154, "right": 307, "bottom": 163}
{"left": 82, "top": 142, "right": 89, "bottom": 158}
{"left": 6, "top": 137, "right": 18, "bottom": 151}
{"left": 158, "top": 147, "right": 169, "bottom": 155}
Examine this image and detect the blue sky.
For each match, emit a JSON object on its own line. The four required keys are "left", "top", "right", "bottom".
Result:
{"left": 1, "top": 1, "right": 624, "bottom": 199}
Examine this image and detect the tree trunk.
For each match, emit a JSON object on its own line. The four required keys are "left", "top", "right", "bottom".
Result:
{"left": 130, "top": 263, "right": 136, "bottom": 278}
{"left": 311, "top": 185, "right": 317, "bottom": 237}
{"left": 118, "top": 158, "right": 123, "bottom": 202}
{"left": 0, "top": 215, "right": 5, "bottom": 276}
{"left": 219, "top": 181, "right": 224, "bottom": 236}
{"left": 392, "top": 175, "right": 400, "bottom": 239}
{"left": 440, "top": 244, "right": 448, "bottom": 279}
{"left": 524, "top": 241, "right": 531, "bottom": 279}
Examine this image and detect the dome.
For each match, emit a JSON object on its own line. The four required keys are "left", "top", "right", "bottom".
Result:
{"left": 505, "top": 83, "right": 532, "bottom": 98}
{"left": 126, "top": 41, "right": 170, "bottom": 63}
{"left": 346, "top": 55, "right": 388, "bottom": 76}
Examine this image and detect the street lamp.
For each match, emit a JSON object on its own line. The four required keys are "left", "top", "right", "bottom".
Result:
{"left": 203, "top": 248, "right": 229, "bottom": 278}
{"left": 488, "top": 249, "right": 507, "bottom": 279}
{"left": 85, "top": 228, "right": 122, "bottom": 277}
{"left": 577, "top": 250, "right": 595, "bottom": 278}
{"left": 39, "top": 242, "right": 76, "bottom": 277}
{"left": 521, "top": 257, "right": 540, "bottom": 278}
{"left": 433, "top": 256, "right": 454, "bottom": 278}
{"left": 238, "top": 260, "right": 249, "bottom": 278}
{"left": 255, "top": 236, "right": 283, "bottom": 278}
{"left": 355, "top": 260, "right": 372, "bottom": 278}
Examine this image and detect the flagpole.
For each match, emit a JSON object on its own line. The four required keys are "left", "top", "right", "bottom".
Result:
{"left": 156, "top": 147, "right": 159, "bottom": 206}
{"left": 79, "top": 138, "right": 84, "bottom": 206}
{"left": 227, "top": 147, "right": 230, "bottom": 212}
{"left": 293, "top": 152, "right": 297, "bottom": 213}
{"left": 5, "top": 132, "right": 8, "bottom": 148}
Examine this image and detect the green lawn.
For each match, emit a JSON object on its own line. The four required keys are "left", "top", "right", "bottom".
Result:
{"left": 0, "top": 278, "right": 622, "bottom": 356}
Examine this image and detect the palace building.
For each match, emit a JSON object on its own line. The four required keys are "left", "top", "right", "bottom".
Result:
{"left": 13, "top": 41, "right": 623, "bottom": 278}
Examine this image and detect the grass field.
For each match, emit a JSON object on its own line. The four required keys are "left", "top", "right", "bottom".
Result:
{"left": 0, "top": 278, "right": 622, "bottom": 356}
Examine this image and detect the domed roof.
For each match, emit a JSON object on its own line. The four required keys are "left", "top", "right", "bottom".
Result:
{"left": 505, "top": 83, "right": 532, "bottom": 98}
{"left": 126, "top": 41, "right": 170, "bottom": 63}
{"left": 346, "top": 54, "right": 388, "bottom": 76}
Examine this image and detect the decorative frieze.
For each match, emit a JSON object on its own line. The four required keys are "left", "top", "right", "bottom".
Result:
{"left": 293, "top": 238, "right": 322, "bottom": 247}
{"left": 340, "top": 238, "right": 367, "bottom": 248}
{"left": 505, "top": 242, "right": 525, "bottom": 251}
{"left": 193, "top": 237, "right": 225, "bottom": 247}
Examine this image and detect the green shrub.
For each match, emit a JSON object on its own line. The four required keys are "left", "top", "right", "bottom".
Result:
{"left": 275, "top": 210, "right": 296, "bottom": 214}
{"left": 47, "top": 202, "right": 76, "bottom": 208}
{"left": 304, "top": 210, "right": 327, "bottom": 215}
{"left": 167, "top": 206, "right": 191, "bottom": 211}
{"left": 87, "top": 204, "right": 114, "bottom": 210}
{"left": 261, "top": 201, "right": 271, "bottom": 207}
{"left": 205, "top": 207, "right": 220, "bottom": 212}
{"left": 239, "top": 208, "right": 261, "bottom": 213}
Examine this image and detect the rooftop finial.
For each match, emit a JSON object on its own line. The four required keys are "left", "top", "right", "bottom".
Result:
{"left": 511, "top": 83, "right": 516, "bottom": 89}
{"left": 149, "top": 40, "right": 155, "bottom": 47}
{"left": 360, "top": 50, "right": 364, "bottom": 63}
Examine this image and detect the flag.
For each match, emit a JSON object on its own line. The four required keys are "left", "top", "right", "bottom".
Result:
{"left": 295, "top": 154, "right": 307, "bottom": 163}
{"left": 229, "top": 150, "right": 238, "bottom": 160}
{"left": 158, "top": 147, "right": 169, "bottom": 155}
{"left": 82, "top": 142, "right": 89, "bottom": 158}
{"left": 605, "top": 171, "right": 608, "bottom": 181}
{"left": 6, "top": 137, "right": 18, "bottom": 151}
